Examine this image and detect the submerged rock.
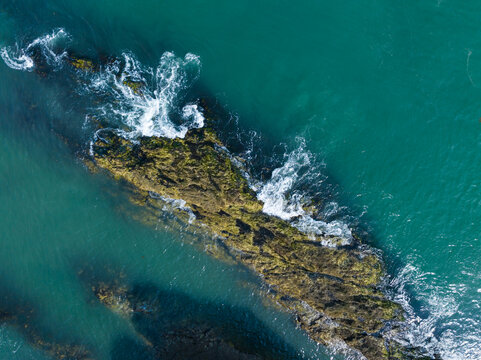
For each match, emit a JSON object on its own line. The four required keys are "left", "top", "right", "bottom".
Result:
{"left": 78, "top": 265, "right": 298, "bottom": 360}
{"left": 0, "top": 298, "right": 93, "bottom": 360}
{"left": 68, "top": 56, "right": 97, "bottom": 72}
{"left": 91, "top": 126, "right": 420, "bottom": 359}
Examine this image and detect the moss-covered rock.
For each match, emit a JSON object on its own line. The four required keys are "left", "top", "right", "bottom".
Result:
{"left": 122, "top": 79, "right": 145, "bottom": 95}
{"left": 90, "top": 127, "right": 422, "bottom": 359}
{"left": 68, "top": 56, "right": 96, "bottom": 72}
{"left": 6, "top": 46, "right": 434, "bottom": 358}
{"left": 42, "top": 50, "right": 430, "bottom": 359}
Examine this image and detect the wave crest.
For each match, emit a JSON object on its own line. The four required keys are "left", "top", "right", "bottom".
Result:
{"left": 257, "top": 139, "right": 352, "bottom": 246}
{"left": 0, "top": 28, "right": 69, "bottom": 71}
{"left": 1, "top": 30, "right": 204, "bottom": 140}
{"left": 389, "top": 261, "right": 481, "bottom": 359}
{"left": 0, "top": 46, "right": 34, "bottom": 71}
{"left": 86, "top": 51, "right": 204, "bottom": 139}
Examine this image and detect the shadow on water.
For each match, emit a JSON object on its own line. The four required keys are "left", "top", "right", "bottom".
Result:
{"left": 76, "top": 263, "right": 305, "bottom": 360}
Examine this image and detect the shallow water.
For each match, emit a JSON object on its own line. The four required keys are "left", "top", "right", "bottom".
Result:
{"left": 1, "top": 1, "right": 481, "bottom": 359}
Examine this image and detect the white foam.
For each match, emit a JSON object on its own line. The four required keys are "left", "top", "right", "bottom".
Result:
{"left": 182, "top": 104, "right": 205, "bottom": 129}
{"left": 148, "top": 191, "right": 196, "bottom": 223}
{"left": 0, "top": 47, "right": 34, "bottom": 71}
{"left": 257, "top": 139, "right": 352, "bottom": 246}
{"left": 257, "top": 142, "right": 309, "bottom": 220}
{"left": 389, "top": 261, "right": 481, "bottom": 359}
{"left": 86, "top": 51, "right": 204, "bottom": 139}
{"left": 293, "top": 216, "right": 352, "bottom": 246}
{"left": 26, "top": 28, "right": 69, "bottom": 65}
{"left": 0, "top": 28, "right": 69, "bottom": 71}
{"left": 2, "top": 30, "right": 204, "bottom": 140}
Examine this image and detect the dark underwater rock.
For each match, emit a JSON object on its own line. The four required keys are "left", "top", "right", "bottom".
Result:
{"left": 78, "top": 265, "right": 299, "bottom": 360}
{"left": 0, "top": 297, "right": 93, "bottom": 360}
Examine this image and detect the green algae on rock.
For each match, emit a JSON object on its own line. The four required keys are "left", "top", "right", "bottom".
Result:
{"left": 90, "top": 127, "right": 415, "bottom": 360}
{"left": 68, "top": 56, "right": 97, "bottom": 72}
{"left": 122, "top": 79, "right": 145, "bottom": 95}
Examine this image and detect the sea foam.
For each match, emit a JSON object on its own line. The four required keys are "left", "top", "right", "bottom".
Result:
{"left": 1, "top": 30, "right": 205, "bottom": 140}
{"left": 388, "top": 260, "right": 481, "bottom": 359}
{"left": 257, "top": 139, "right": 352, "bottom": 246}
{"left": 86, "top": 51, "right": 204, "bottom": 139}
{"left": 0, "top": 28, "right": 69, "bottom": 71}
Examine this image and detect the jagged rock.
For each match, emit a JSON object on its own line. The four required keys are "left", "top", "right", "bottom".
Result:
{"left": 68, "top": 56, "right": 96, "bottom": 72}
{"left": 91, "top": 127, "right": 414, "bottom": 359}
{"left": 18, "top": 51, "right": 431, "bottom": 359}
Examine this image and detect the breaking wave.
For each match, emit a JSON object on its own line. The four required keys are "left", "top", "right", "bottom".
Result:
{"left": 86, "top": 51, "right": 204, "bottom": 139}
{"left": 0, "top": 47, "right": 34, "bottom": 71}
{"left": 256, "top": 139, "right": 352, "bottom": 246}
{"left": 0, "top": 28, "right": 70, "bottom": 71}
{"left": 254, "top": 140, "right": 481, "bottom": 355}
{"left": 1, "top": 29, "right": 204, "bottom": 140}
{"left": 388, "top": 260, "right": 481, "bottom": 359}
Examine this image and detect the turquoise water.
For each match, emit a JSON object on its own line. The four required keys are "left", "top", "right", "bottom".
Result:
{"left": 1, "top": 1, "right": 481, "bottom": 359}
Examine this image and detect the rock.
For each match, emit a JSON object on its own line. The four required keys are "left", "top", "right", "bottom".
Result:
{"left": 122, "top": 79, "right": 145, "bottom": 95}
{"left": 68, "top": 56, "right": 96, "bottom": 72}
{"left": 91, "top": 127, "right": 418, "bottom": 359}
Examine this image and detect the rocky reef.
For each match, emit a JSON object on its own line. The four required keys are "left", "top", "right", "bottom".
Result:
{"left": 90, "top": 125, "right": 423, "bottom": 359}
{"left": 77, "top": 264, "right": 301, "bottom": 360}
{"left": 0, "top": 295, "right": 93, "bottom": 360}
{"left": 68, "top": 56, "right": 96, "bottom": 72}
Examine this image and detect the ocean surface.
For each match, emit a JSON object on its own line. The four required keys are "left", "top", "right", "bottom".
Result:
{"left": 1, "top": 1, "right": 480, "bottom": 359}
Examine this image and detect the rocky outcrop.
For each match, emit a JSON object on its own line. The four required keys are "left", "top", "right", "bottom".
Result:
{"left": 68, "top": 56, "right": 96, "bottom": 72}
{"left": 91, "top": 127, "right": 418, "bottom": 359}
{"left": 12, "top": 48, "right": 432, "bottom": 358}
